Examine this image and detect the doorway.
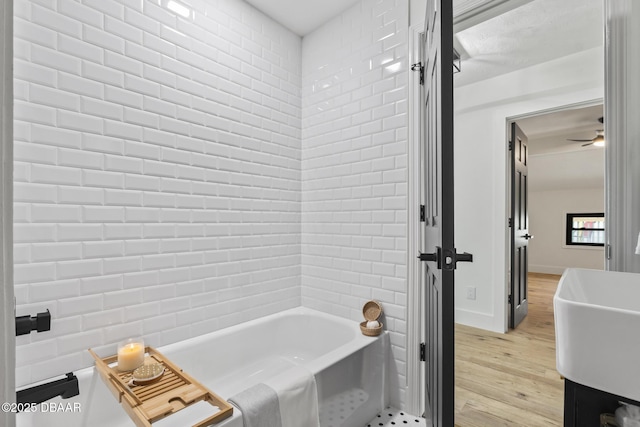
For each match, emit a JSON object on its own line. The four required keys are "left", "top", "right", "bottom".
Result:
{"left": 507, "top": 103, "right": 606, "bottom": 328}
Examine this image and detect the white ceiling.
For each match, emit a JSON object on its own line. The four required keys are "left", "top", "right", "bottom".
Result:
{"left": 516, "top": 104, "right": 604, "bottom": 156}
{"left": 454, "top": 0, "right": 603, "bottom": 86}
{"left": 243, "top": 0, "right": 360, "bottom": 36}
{"left": 517, "top": 104, "right": 605, "bottom": 191}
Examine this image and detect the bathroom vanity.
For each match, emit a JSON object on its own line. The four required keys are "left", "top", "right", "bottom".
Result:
{"left": 554, "top": 268, "right": 640, "bottom": 426}
{"left": 564, "top": 378, "right": 640, "bottom": 426}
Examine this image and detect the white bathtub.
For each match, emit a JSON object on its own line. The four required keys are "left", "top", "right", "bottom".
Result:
{"left": 17, "top": 307, "right": 388, "bottom": 427}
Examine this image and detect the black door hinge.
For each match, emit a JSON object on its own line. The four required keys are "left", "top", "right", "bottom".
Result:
{"left": 419, "top": 205, "right": 425, "bottom": 222}
{"left": 508, "top": 294, "right": 513, "bottom": 304}
{"left": 420, "top": 342, "right": 426, "bottom": 361}
{"left": 411, "top": 62, "right": 424, "bottom": 85}
{"left": 508, "top": 140, "right": 513, "bottom": 151}
{"left": 508, "top": 217, "right": 512, "bottom": 227}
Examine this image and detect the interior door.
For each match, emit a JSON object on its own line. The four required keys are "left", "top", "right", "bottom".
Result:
{"left": 509, "top": 122, "right": 530, "bottom": 328}
{"left": 419, "top": 0, "right": 456, "bottom": 425}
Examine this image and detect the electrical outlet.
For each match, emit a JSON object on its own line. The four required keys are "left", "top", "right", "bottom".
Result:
{"left": 466, "top": 286, "right": 476, "bottom": 300}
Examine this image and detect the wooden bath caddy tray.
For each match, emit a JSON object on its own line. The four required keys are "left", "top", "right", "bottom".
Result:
{"left": 88, "top": 347, "right": 233, "bottom": 427}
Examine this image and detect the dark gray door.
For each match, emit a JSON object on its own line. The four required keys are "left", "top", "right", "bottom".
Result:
{"left": 419, "top": 0, "right": 458, "bottom": 425}
{"left": 510, "top": 122, "right": 530, "bottom": 328}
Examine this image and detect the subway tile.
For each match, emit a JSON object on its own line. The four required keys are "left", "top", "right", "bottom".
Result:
{"left": 58, "top": 147, "right": 104, "bottom": 169}
{"left": 123, "top": 107, "right": 158, "bottom": 128}
{"left": 103, "top": 256, "right": 142, "bottom": 275}
{"left": 104, "top": 85, "right": 142, "bottom": 109}
{"left": 102, "top": 321, "right": 143, "bottom": 343}
{"left": 58, "top": 0, "right": 103, "bottom": 28}
{"left": 14, "top": 262, "right": 56, "bottom": 284}
{"left": 104, "top": 224, "right": 142, "bottom": 240}
{"left": 31, "top": 4, "right": 82, "bottom": 38}
{"left": 82, "top": 308, "right": 124, "bottom": 330}
{"left": 14, "top": 141, "right": 57, "bottom": 165}
{"left": 81, "top": 97, "right": 123, "bottom": 121}
{"left": 14, "top": 101, "right": 56, "bottom": 126}
{"left": 82, "top": 61, "right": 124, "bottom": 87}
{"left": 31, "top": 204, "right": 82, "bottom": 223}
{"left": 57, "top": 259, "right": 103, "bottom": 280}
{"left": 31, "top": 279, "right": 80, "bottom": 303}
{"left": 83, "top": 205, "right": 125, "bottom": 222}
{"left": 31, "top": 163, "right": 81, "bottom": 186}
{"left": 83, "top": 241, "right": 124, "bottom": 259}
{"left": 104, "top": 15, "right": 142, "bottom": 44}
{"left": 83, "top": 169, "right": 124, "bottom": 189}
{"left": 125, "top": 207, "right": 160, "bottom": 222}
{"left": 57, "top": 224, "right": 104, "bottom": 241}
{"left": 14, "top": 17, "right": 57, "bottom": 49}
{"left": 124, "top": 74, "right": 161, "bottom": 98}
{"left": 104, "top": 289, "right": 143, "bottom": 309}
{"left": 123, "top": 7, "right": 159, "bottom": 35}
{"left": 14, "top": 224, "right": 56, "bottom": 243}
{"left": 30, "top": 83, "right": 80, "bottom": 111}
{"left": 105, "top": 189, "right": 143, "bottom": 206}
{"left": 58, "top": 72, "right": 104, "bottom": 98}
{"left": 82, "top": 134, "right": 124, "bottom": 155}
{"left": 11, "top": 0, "right": 351, "bottom": 391}
{"left": 81, "top": 275, "right": 123, "bottom": 295}
{"left": 125, "top": 40, "right": 161, "bottom": 67}
{"left": 83, "top": 0, "right": 124, "bottom": 20}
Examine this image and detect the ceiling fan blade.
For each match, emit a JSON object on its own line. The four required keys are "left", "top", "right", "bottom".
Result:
{"left": 582, "top": 142, "right": 595, "bottom": 147}
{"left": 567, "top": 139, "right": 593, "bottom": 142}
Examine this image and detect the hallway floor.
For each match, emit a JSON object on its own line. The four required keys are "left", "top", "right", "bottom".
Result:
{"left": 367, "top": 273, "right": 562, "bottom": 427}
{"left": 455, "top": 273, "right": 564, "bottom": 426}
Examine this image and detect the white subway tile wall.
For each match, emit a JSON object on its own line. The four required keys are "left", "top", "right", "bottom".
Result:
{"left": 14, "top": 0, "right": 302, "bottom": 386}
{"left": 301, "top": 0, "right": 409, "bottom": 407}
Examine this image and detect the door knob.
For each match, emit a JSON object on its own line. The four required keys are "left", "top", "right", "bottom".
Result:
{"left": 418, "top": 253, "right": 438, "bottom": 262}
{"left": 523, "top": 234, "right": 534, "bottom": 240}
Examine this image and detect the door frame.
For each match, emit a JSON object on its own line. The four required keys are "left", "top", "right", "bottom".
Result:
{"left": 406, "top": 20, "right": 425, "bottom": 418}
{"left": 1, "top": 0, "right": 15, "bottom": 425}
{"left": 408, "top": 38, "right": 606, "bottom": 419}
{"left": 504, "top": 99, "right": 603, "bottom": 328}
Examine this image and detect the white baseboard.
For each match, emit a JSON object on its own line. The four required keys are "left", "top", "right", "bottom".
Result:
{"left": 529, "top": 265, "right": 567, "bottom": 275}
{"left": 455, "top": 308, "right": 504, "bottom": 333}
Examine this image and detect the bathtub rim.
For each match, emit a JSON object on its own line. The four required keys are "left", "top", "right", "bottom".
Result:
{"left": 18, "top": 306, "right": 384, "bottom": 391}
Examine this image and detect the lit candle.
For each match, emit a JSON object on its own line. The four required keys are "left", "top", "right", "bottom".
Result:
{"left": 117, "top": 338, "right": 145, "bottom": 372}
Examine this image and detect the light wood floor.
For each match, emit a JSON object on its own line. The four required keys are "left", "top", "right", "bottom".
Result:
{"left": 455, "top": 273, "right": 564, "bottom": 426}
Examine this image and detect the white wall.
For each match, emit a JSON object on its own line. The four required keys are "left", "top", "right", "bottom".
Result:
{"left": 14, "top": 0, "right": 302, "bottom": 386}
{"left": 301, "top": 0, "right": 409, "bottom": 407}
{"left": 454, "top": 46, "right": 604, "bottom": 332}
{"left": 527, "top": 149, "right": 605, "bottom": 274}
{"left": 529, "top": 188, "right": 605, "bottom": 274}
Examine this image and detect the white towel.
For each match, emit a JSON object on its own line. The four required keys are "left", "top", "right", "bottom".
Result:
{"left": 264, "top": 366, "right": 320, "bottom": 427}
{"left": 228, "top": 383, "right": 282, "bottom": 427}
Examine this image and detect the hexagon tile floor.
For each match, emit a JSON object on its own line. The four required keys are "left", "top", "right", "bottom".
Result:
{"left": 365, "top": 407, "right": 427, "bottom": 426}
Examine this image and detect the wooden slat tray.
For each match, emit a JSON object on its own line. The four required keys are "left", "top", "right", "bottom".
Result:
{"left": 89, "top": 346, "right": 233, "bottom": 427}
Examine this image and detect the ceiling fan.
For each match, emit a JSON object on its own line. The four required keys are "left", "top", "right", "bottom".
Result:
{"left": 567, "top": 117, "right": 605, "bottom": 147}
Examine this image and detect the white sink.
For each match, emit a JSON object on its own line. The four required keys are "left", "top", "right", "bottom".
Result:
{"left": 554, "top": 268, "right": 640, "bottom": 401}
